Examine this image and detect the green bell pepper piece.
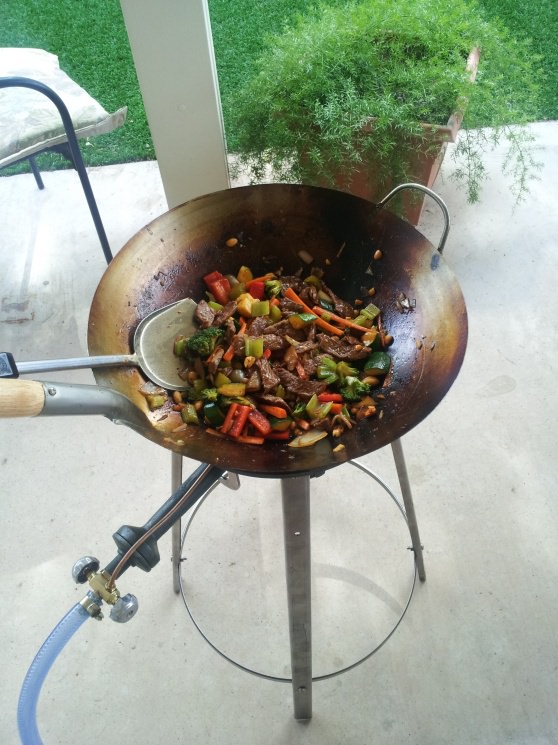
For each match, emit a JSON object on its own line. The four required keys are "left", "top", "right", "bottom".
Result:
{"left": 181, "top": 402, "right": 200, "bottom": 424}
{"left": 203, "top": 402, "right": 225, "bottom": 427}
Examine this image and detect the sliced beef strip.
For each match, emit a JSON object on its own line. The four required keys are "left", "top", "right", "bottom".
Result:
{"left": 301, "top": 354, "right": 320, "bottom": 377}
{"left": 318, "top": 334, "right": 370, "bottom": 360}
{"left": 224, "top": 317, "right": 236, "bottom": 344}
{"left": 299, "top": 284, "right": 319, "bottom": 307}
{"left": 256, "top": 357, "right": 281, "bottom": 391}
{"left": 276, "top": 368, "right": 327, "bottom": 400}
{"left": 287, "top": 338, "right": 319, "bottom": 354}
{"left": 212, "top": 301, "right": 237, "bottom": 327}
{"left": 194, "top": 299, "right": 215, "bottom": 328}
{"left": 321, "top": 282, "right": 356, "bottom": 318}
{"left": 264, "top": 320, "right": 306, "bottom": 341}
{"left": 263, "top": 334, "right": 288, "bottom": 351}
{"left": 264, "top": 319, "right": 291, "bottom": 336}
{"left": 279, "top": 298, "right": 303, "bottom": 314}
{"left": 232, "top": 334, "right": 246, "bottom": 357}
{"left": 247, "top": 316, "right": 268, "bottom": 336}
{"left": 245, "top": 367, "right": 262, "bottom": 393}
{"left": 206, "top": 346, "right": 225, "bottom": 376}
{"left": 256, "top": 393, "right": 293, "bottom": 415}
{"left": 277, "top": 276, "right": 305, "bottom": 293}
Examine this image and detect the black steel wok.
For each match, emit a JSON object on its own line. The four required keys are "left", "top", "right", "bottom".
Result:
{"left": 86, "top": 184, "right": 467, "bottom": 477}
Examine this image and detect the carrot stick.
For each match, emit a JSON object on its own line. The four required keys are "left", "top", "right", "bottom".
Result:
{"left": 284, "top": 287, "right": 343, "bottom": 336}
{"left": 222, "top": 345, "right": 235, "bottom": 362}
{"left": 329, "top": 403, "right": 344, "bottom": 415}
{"left": 295, "top": 361, "right": 308, "bottom": 380}
{"left": 206, "top": 427, "right": 226, "bottom": 438}
{"left": 312, "top": 305, "right": 372, "bottom": 334}
{"left": 236, "top": 434, "right": 265, "bottom": 445}
{"left": 264, "top": 431, "right": 292, "bottom": 441}
{"left": 246, "top": 273, "right": 275, "bottom": 288}
{"left": 260, "top": 405, "right": 288, "bottom": 419}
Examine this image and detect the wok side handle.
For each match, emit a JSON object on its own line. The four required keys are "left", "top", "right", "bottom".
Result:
{"left": 378, "top": 183, "right": 450, "bottom": 254}
{"left": 0, "top": 380, "right": 45, "bottom": 417}
{"left": 0, "top": 379, "right": 146, "bottom": 430}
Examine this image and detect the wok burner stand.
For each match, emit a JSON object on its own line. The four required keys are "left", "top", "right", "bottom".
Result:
{"left": 170, "top": 439, "right": 424, "bottom": 720}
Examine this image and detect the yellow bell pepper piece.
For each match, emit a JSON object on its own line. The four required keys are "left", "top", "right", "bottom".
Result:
{"left": 236, "top": 292, "right": 257, "bottom": 318}
{"left": 236, "top": 266, "right": 253, "bottom": 284}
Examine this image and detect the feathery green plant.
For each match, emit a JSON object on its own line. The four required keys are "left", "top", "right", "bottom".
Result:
{"left": 229, "top": 0, "right": 542, "bottom": 204}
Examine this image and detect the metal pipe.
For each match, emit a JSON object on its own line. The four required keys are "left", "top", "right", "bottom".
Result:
{"left": 390, "top": 438, "right": 426, "bottom": 581}
{"left": 281, "top": 475, "right": 312, "bottom": 720}
{"left": 171, "top": 452, "right": 184, "bottom": 594}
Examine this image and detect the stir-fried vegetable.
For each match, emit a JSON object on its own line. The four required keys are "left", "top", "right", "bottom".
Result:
{"left": 183, "top": 327, "right": 223, "bottom": 358}
{"left": 151, "top": 265, "right": 394, "bottom": 448}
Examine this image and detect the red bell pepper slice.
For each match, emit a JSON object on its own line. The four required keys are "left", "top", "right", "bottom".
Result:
{"left": 221, "top": 402, "right": 239, "bottom": 434}
{"left": 247, "top": 280, "right": 265, "bottom": 300}
{"left": 228, "top": 404, "right": 251, "bottom": 438}
{"left": 248, "top": 408, "right": 272, "bottom": 436}
{"left": 203, "top": 270, "right": 223, "bottom": 283}
{"left": 206, "top": 277, "right": 231, "bottom": 305}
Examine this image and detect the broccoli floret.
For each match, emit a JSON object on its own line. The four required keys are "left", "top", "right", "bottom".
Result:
{"left": 336, "top": 361, "right": 358, "bottom": 382}
{"left": 265, "top": 279, "right": 283, "bottom": 298}
{"left": 339, "top": 376, "right": 371, "bottom": 402}
{"left": 201, "top": 387, "right": 219, "bottom": 402}
{"left": 181, "top": 385, "right": 202, "bottom": 402}
{"left": 186, "top": 327, "right": 223, "bottom": 358}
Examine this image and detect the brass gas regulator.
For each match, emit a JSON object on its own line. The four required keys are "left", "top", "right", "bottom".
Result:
{"left": 72, "top": 556, "right": 138, "bottom": 623}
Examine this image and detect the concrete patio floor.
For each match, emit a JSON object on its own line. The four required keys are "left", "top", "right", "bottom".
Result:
{"left": 1, "top": 121, "right": 557, "bottom": 745}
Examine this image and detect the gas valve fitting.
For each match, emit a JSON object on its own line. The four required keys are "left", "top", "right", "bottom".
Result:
{"left": 72, "top": 556, "right": 138, "bottom": 623}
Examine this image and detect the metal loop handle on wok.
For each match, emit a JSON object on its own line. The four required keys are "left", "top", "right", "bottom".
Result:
{"left": 378, "top": 183, "right": 450, "bottom": 254}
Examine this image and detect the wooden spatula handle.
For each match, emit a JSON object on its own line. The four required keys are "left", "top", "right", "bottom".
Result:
{"left": 0, "top": 379, "right": 45, "bottom": 417}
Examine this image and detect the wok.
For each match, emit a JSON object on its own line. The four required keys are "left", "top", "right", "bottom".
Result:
{"left": 83, "top": 183, "right": 467, "bottom": 477}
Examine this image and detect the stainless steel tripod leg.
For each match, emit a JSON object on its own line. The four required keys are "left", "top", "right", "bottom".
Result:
{"left": 171, "top": 451, "right": 184, "bottom": 593}
{"left": 281, "top": 476, "right": 312, "bottom": 720}
{"left": 391, "top": 438, "right": 426, "bottom": 581}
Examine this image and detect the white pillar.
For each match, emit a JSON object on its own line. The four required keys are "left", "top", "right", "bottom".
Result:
{"left": 119, "top": 0, "right": 230, "bottom": 209}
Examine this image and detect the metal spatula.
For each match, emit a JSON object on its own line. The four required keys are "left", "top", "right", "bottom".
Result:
{"left": 0, "top": 298, "right": 198, "bottom": 391}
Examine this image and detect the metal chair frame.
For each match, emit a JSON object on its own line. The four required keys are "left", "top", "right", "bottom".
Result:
{"left": 0, "top": 76, "right": 113, "bottom": 263}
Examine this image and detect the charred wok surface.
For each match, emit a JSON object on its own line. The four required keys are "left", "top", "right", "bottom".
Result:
{"left": 88, "top": 184, "right": 467, "bottom": 477}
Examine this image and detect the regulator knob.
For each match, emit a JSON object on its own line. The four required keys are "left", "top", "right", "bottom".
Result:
{"left": 72, "top": 556, "right": 100, "bottom": 584}
{"left": 109, "top": 593, "right": 139, "bottom": 623}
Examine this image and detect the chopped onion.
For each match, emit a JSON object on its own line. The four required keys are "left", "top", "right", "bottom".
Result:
{"left": 297, "top": 249, "right": 314, "bottom": 265}
{"left": 288, "top": 429, "right": 328, "bottom": 448}
{"left": 139, "top": 381, "right": 166, "bottom": 396}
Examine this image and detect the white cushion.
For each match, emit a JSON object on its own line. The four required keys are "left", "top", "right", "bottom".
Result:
{"left": 0, "top": 48, "right": 127, "bottom": 167}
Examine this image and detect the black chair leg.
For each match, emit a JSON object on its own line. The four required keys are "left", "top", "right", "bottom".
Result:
{"left": 28, "top": 156, "right": 44, "bottom": 190}
{"left": 71, "top": 149, "right": 113, "bottom": 265}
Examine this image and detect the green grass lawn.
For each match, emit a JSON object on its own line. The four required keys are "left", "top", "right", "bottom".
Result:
{"left": 1, "top": 0, "right": 556, "bottom": 170}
